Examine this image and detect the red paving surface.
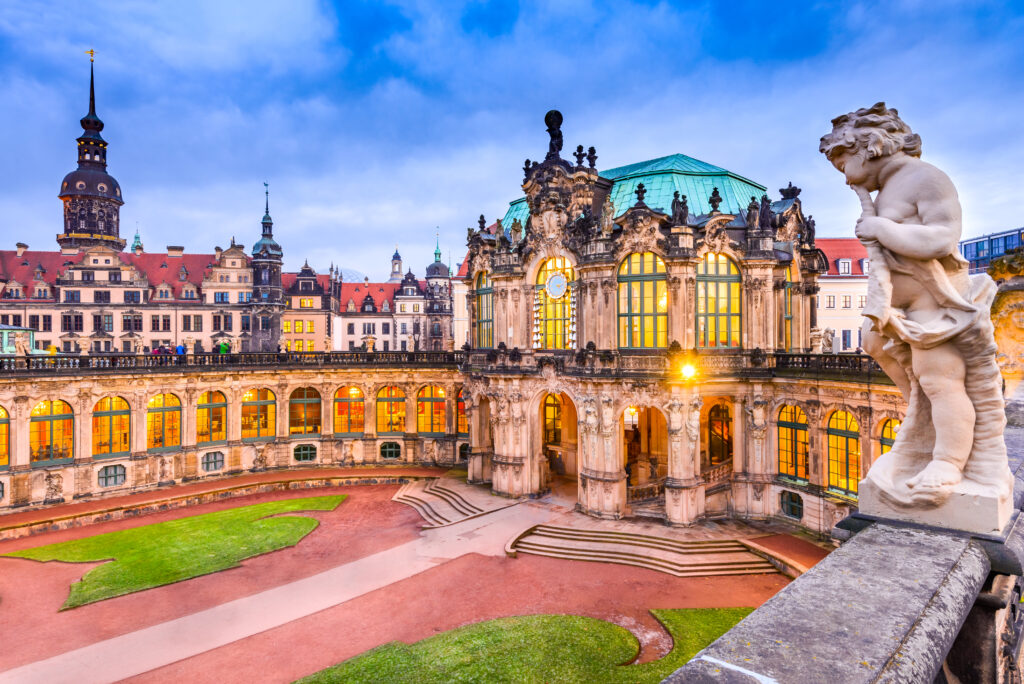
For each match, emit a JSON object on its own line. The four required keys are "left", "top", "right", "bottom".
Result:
{"left": 750, "top": 533, "right": 831, "bottom": 568}
{"left": 0, "top": 485, "right": 423, "bottom": 671}
{"left": 0, "top": 466, "right": 446, "bottom": 532}
{"left": 130, "top": 552, "right": 791, "bottom": 684}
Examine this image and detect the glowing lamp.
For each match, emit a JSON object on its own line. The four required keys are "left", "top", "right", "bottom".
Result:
{"left": 681, "top": 363, "right": 697, "bottom": 380}
{"left": 625, "top": 406, "right": 638, "bottom": 418}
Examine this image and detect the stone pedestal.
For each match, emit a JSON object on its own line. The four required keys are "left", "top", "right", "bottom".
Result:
{"left": 859, "top": 453, "right": 1013, "bottom": 536}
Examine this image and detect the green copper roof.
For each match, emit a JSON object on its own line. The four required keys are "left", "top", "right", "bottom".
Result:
{"left": 501, "top": 153, "right": 767, "bottom": 227}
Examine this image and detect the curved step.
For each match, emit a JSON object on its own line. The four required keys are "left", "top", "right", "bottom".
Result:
{"left": 423, "top": 480, "right": 481, "bottom": 516}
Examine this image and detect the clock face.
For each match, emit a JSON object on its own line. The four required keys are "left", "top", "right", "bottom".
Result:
{"left": 545, "top": 272, "right": 568, "bottom": 299}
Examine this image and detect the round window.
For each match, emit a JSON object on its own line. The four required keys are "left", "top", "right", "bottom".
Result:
{"left": 76, "top": 181, "right": 86, "bottom": 190}
{"left": 98, "top": 183, "right": 107, "bottom": 193}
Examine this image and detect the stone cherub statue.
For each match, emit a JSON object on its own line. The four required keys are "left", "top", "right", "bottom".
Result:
{"left": 599, "top": 195, "right": 616, "bottom": 237}
{"left": 821, "top": 327, "right": 835, "bottom": 353}
{"left": 821, "top": 103, "right": 1011, "bottom": 532}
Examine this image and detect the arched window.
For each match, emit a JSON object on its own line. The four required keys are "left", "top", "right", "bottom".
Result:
{"left": 242, "top": 388, "right": 276, "bottom": 440}
{"left": 334, "top": 386, "right": 365, "bottom": 435}
{"left": 782, "top": 266, "right": 795, "bottom": 352}
{"left": 92, "top": 397, "right": 131, "bottom": 458}
{"left": 777, "top": 405, "right": 808, "bottom": 480}
{"left": 708, "top": 404, "right": 732, "bottom": 465}
{"left": 146, "top": 394, "right": 181, "bottom": 451}
{"left": 827, "top": 411, "right": 861, "bottom": 495}
{"left": 0, "top": 405, "right": 9, "bottom": 469}
{"left": 543, "top": 394, "right": 561, "bottom": 444}
{"left": 457, "top": 390, "right": 468, "bottom": 436}
{"left": 380, "top": 441, "right": 401, "bottom": 460}
{"left": 534, "top": 257, "right": 576, "bottom": 350}
{"left": 696, "top": 253, "right": 742, "bottom": 348}
{"left": 289, "top": 387, "right": 322, "bottom": 435}
{"left": 98, "top": 464, "right": 126, "bottom": 487}
{"left": 30, "top": 401, "right": 74, "bottom": 464}
{"left": 417, "top": 386, "right": 446, "bottom": 435}
{"left": 197, "top": 391, "right": 227, "bottom": 444}
{"left": 617, "top": 252, "right": 668, "bottom": 349}
{"left": 377, "top": 387, "right": 406, "bottom": 435}
{"left": 880, "top": 418, "right": 901, "bottom": 455}
{"left": 475, "top": 272, "right": 493, "bottom": 348}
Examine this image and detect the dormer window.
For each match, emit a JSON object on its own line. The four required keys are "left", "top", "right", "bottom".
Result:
{"left": 382, "top": 301, "right": 390, "bottom": 312}
{"left": 179, "top": 267, "right": 188, "bottom": 281}
{"left": 861, "top": 258, "right": 870, "bottom": 275}
{"left": 838, "top": 259, "right": 851, "bottom": 275}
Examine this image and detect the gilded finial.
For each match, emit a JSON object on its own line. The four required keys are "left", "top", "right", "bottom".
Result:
{"left": 85, "top": 49, "right": 95, "bottom": 63}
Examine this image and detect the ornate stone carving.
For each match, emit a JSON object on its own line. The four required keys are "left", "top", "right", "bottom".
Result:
{"left": 44, "top": 471, "right": 63, "bottom": 501}
{"left": 821, "top": 102, "right": 1012, "bottom": 533}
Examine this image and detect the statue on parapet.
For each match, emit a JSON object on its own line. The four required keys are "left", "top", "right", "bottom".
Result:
{"left": 821, "top": 102, "right": 1011, "bottom": 533}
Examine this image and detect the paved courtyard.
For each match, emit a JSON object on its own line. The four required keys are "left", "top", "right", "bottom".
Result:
{"left": 0, "top": 475, "right": 826, "bottom": 683}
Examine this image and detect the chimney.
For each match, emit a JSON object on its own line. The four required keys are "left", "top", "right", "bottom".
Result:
{"left": 15, "top": 243, "right": 27, "bottom": 257}
{"left": 167, "top": 246, "right": 185, "bottom": 257}
{"left": 214, "top": 246, "right": 223, "bottom": 260}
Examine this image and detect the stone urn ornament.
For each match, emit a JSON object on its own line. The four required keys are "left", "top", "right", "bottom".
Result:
{"left": 821, "top": 102, "right": 1012, "bottom": 534}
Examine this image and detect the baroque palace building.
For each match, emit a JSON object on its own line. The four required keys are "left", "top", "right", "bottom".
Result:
{"left": 459, "top": 111, "right": 905, "bottom": 534}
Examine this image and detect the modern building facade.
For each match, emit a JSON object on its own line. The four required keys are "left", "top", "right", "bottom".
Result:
{"left": 816, "top": 238, "right": 869, "bottom": 353}
{"left": 960, "top": 227, "right": 1024, "bottom": 274}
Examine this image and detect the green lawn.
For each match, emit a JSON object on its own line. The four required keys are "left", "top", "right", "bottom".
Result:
{"left": 5, "top": 495, "right": 345, "bottom": 609}
{"left": 298, "top": 607, "right": 751, "bottom": 683}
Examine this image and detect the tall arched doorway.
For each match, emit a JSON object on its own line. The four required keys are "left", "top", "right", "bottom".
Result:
{"left": 622, "top": 406, "right": 668, "bottom": 515}
{"left": 538, "top": 392, "right": 578, "bottom": 502}
{"left": 468, "top": 396, "right": 493, "bottom": 484}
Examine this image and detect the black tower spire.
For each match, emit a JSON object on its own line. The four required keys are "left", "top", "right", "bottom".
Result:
{"left": 57, "top": 54, "right": 125, "bottom": 250}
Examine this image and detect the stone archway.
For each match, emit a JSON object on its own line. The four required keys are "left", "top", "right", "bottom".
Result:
{"left": 622, "top": 406, "right": 668, "bottom": 515}
{"left": 535, "top": 391, "right": 578, "bottom": 503}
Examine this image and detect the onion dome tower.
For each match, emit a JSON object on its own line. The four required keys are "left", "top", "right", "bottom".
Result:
{"left": 250, "top": 184, "right": 285, "bottom": 351}
{"left": 57, "top": 58, "right": 125, "bottom": 250}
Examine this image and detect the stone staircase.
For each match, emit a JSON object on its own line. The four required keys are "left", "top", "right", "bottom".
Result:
{"left": 506, "top": 524, "right": 778, "bottom": 577}
{"left": 393, "top": 478, "right": 516, "bottom": 528}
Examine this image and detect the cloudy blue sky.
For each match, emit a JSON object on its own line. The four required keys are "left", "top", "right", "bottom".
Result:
{"left": 1, "top": 1, "right": 1021, "bottom": 280}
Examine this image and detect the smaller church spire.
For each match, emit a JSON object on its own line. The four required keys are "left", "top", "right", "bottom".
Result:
{"left": 261, "top": 182, "right": 273, "bottom": 236}
{"left": 434, "top": 229, "right": 442, "bottom": 262}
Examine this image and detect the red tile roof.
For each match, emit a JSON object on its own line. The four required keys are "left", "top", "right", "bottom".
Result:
{"left": 817, "top": 238, "right": 869, "bottom": 276}
{"left": 0, "top": 250, "right": 83, "bottom": 295}
{"left": 457, "top": 251, "right": 470, "bottom": 278}
{"left": 282, "top": 273, "right": 332, "bottom": 290}
{"left": 339, "top": 282, "right": 401, "bottom": 310}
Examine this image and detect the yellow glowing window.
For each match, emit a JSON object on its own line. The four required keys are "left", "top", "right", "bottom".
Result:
{"left": 457, "top": 389, "right": 468, "bottom": 435}
{"left": 376, "top": 386, "right": 406, "bottom": 434}
{"left": 0, "top": 405, "right": 8, "bottom": 469}
{"left": 827, "top": 411, "right": 861, "bottom": 495}
{"left": 283, "top": 321, "right": 292, "bottom": 333}
{"left": 475, "top": 272, "right": 493, "bottom": 348}
{"left": 92, "top": 396, "right": 131, "bottom": 457}
{"left": 617, "top": 252, "right": 668, "bottom": 349}
{"left": 300, "top": 298, "right": 314, "bottom": 308}
{"left": 417, "top": 385, "right": 447, "bottom": 434}
{"left": 696, "top": 252, "right": 742, "bottom": 349}
{"left": 30, "top": 400, "right": 74, "bottom": 463}
{"left": 334, "top": 386, "right": 365, "bottom": 434}
{"left": 307, "top": 321, "right": 314, "bottom": 333}
{"left": 535, "top": 257, "right": 576, "bottom": 350}
{"left": 880, "top": 418, "right": 901, "bottom": 454}
{"left": 242, "top": 388, "right": 276, "bottom": 440}
{"left": 782, "top": 266, "right": 795, "bottom": 351}
{"left": 306, "top": 340, "right": 315, "bottom": 351}
{"left": 708, "top": 404, "right": 732, "bottom": 465}
{"left": 294, "top": 321, "right": 304, "bottom": 333}
{"left": 146, "top": 393, "right": 181, "bottom": 451}
{"left": 543, "top": 394, "right": 562, "bottom": 444}
{"left": 777, "top": 405, "right": 808, "bottom": 480}
{"left": 289, "top": 387, "right": 322, "bottom": 435}
{"left": 197, "top": 391, "right": 227, "bottom": 444}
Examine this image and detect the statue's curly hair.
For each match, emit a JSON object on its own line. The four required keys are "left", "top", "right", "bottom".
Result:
{"left": 819, "top": 102, "right": 922, "bottom": 161}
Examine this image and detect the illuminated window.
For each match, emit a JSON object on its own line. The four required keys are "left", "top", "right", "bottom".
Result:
{"left": 307, "top": 321, "right": 315, "bottom": 333}
{"left": 543, "top": 394, "right": 561, "bottom": 444}
{"left": 98, "top": 464, "right": 126, "bottom": 487}
{"left": 30, "top": 401, "right": 74, "bottom": 464}
{"left": 294, "top": 444, "right": 316, "bottom": 462}
{"left": 827, "top": 410, "right": 861, "bottom": 495}
{"left": 0, "top": 405, "right": 8, "bottom": 469}
{"left": 306, "top": 340, "right": 315, "bottom": 351}
{"left": 283, "top": 321, "right": 291, "bottom": 333}
{"left": 782, "top": 267, "right": 795, "bottom": 351}
{"left": 708, "top": 404, "right": 732, "bottom": 465}
{"left": 417, "top": 386, "right": 446, "bottom": 435}
{"left": 289, "top": 387, "right": 322, "bottom": 435}
{"left": 777, "top": 405, "right": 808, "bottom": 480}
{"left": 534, "top": 257, "right": 576, "bottom": 350}
{"left": 475, "top": 272, "right": 493, "bottom": 348}
{"left": 146, "top": 394, "right": 181, "bottom": 452}
{"left": 617, "top": 252, "right": 668, "bottom": 349}
{"left": 242, "top": 388, "right": 276, "bottom": 440}
{"left": 197, "top": 391, "right": 227, "bottom": 444}
{"left": 880, "top": 418, "right": 901, "bottom": 455}
{"left": 92, "top": 396, "right": 131, "bottom": 458}
{"left": 376, "top": 386, "right": 406, "bottom": 434}
{"left": 295, "top": 321, "right": 304, "bottom": 333}
{"left": 333, "top": 386, "right": 365, "bottom": 435}
{"left": 696, "top": 253, "right": 742, "bottom": 348}
{"left": 457, "top": 389, "right": 468, "bottom": 436}
{"left": 300, "top": 298, "right": 314, "bottom": 308}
